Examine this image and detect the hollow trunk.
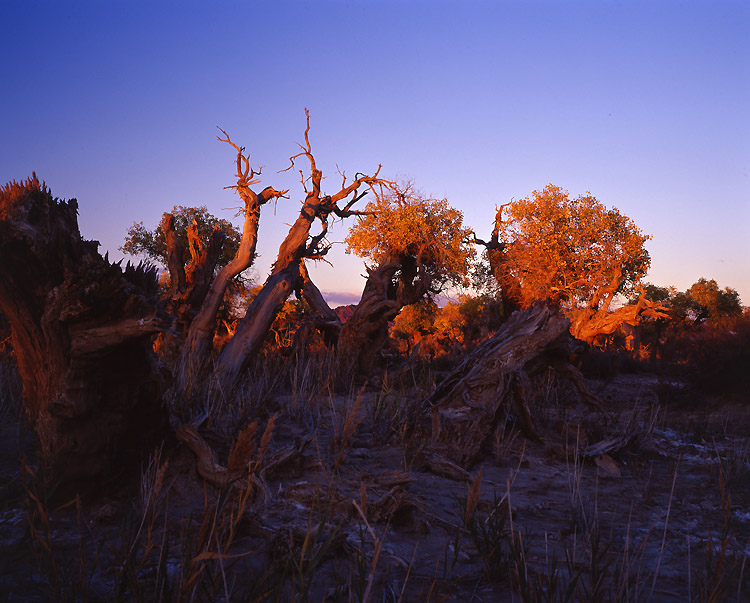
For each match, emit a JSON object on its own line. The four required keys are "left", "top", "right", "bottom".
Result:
{"left": 0, "top": 176, "right": 166, "bottom": 484}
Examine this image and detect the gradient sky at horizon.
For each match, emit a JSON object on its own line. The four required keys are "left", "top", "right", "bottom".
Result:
{"left": 2, "top": 0, "right": 748, "bottom": 306}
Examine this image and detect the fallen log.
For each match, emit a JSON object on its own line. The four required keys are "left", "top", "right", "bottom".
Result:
{"left": 411, "top": 303, "right": 601, "bottom": 467}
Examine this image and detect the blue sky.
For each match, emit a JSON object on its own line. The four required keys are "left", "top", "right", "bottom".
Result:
{"left": 2, "top": 0, "right": 748, "bottom": 306}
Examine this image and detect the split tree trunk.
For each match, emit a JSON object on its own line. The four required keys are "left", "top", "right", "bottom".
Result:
{"left": 213, "top": 110, "right": 388, "bottom": 392}
{"left": 172, "top": 185, "right": 285, "bottom": 392}
{"left": 0, "top": 176, "right": 166, "bottom": 483}
{"left": 158, "top": 130, "right": 288, "bottom": 393}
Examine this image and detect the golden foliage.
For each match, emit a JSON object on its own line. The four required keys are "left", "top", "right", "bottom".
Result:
{"left": 391, "top": 296, "right": 496, "bottom": 360}
{"left": 345, "top": 186, "right": 475, "bottom": 290}
{"left": 498, "top": 184, "right": 651, "bottom": 309}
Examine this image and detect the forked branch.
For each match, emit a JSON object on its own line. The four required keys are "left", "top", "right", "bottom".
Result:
{"left": 217, "top": 127, "right": 262, "bottom": 188}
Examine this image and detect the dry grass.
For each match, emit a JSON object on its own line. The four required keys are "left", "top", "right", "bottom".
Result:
{"left": 3, "top": 350, "right": 750, "bottom": 601}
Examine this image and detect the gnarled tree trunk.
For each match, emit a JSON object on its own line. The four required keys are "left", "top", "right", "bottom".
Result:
{"left": 0, "top": 176, "right": 166, "bottom": 483}
{"left": 173, "top": 193, "right": 285, "bottom": 391}
{"left": 336, "top": 261, "right": 402, "bottom": 375}
{"left": 337, "top": 250, "right": 437, "bottom": 375}
{"left": 213, "top": 110, "right": 388, "bottom": 392}
{"left": 565, "top": 266, "right": 669, "bottom": 345}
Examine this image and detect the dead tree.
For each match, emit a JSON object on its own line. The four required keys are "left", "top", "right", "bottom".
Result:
{"left": 169, "top": 129, "right": 288, "bottom": 391}
{"left": 213, "top": 110, "right": 389, "bottom": 391}
{"left": 0, "top": 175, "right": 166, "bottom": 482}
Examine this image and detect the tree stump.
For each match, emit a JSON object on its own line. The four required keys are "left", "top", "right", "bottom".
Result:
{"left": 0, "top": 176, "right": 166, "bottom": 484}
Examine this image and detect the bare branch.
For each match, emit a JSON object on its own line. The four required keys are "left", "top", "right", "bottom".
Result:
{"left": 337, "top": 190, "right": 369, "bottom": 216}
{"left": 303, "top": 220, "right": 331, "bottom": 259}
{"left": 282, "top": 108, "right": 318, "bottom": 179}
{"left": 216, "top": 126, "right": 261, "bottom": 187}
{"left": 329, "top": 166, "right": 389, "bottom": 205}
{"left": 258, "top": 186, "right": 289, "bottom": 206}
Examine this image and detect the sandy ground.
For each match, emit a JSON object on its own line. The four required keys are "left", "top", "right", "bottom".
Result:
{"left": 1, "top": 373, "right": 748, "bottom": 601}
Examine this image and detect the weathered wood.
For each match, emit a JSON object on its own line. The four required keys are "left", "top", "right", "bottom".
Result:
{"left": 0, "top": 175, "right": 166, "bottom": 483}
{"left": 214, "top": 262, "right": 302, "bottom": 387}
{"left": 173, "top": 180, "right": 284, "bottom": 391}
{"left": 213, "top": 110, "right": 388, "bottom": 392}
{"left": 162, "top": 213, "right": 187, "bottom": 298}
{"left": 337, "top": 261, "right": 402, "bottom": 374}
{"left": 337, "top": 251, "right": 435, "bottom": 375}
{"left": 411, "top": 303, "right": 576, "bottom": 467}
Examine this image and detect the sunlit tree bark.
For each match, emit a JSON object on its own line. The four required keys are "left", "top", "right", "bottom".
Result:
{"left": 214, "top": 110, "right": 389, "bottom": 390}
{"left": 174, "top": 129, "right": 287, "bottom": 391}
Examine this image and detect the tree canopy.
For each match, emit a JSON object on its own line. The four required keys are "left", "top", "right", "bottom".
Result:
{"left": 644, "top": 278, "right": 742, "bottom": 324}
{"left": 345, "top": 185, "right": 475, "bottom": 296}
{"left": 495, "top": 184, "right": 651, "bottom": 310}
{"left": 121, "top": 205, "right": 242, "bottom": 270}
{"left": 682, "top": 278, "right": 742, "bottom": 322}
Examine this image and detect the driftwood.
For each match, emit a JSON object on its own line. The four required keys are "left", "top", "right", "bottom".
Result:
{"left": 412, "top": 303, "right": 599, "bottom": 467}
{"left": 0, "top": 176, "right": 166, "bottom": 483}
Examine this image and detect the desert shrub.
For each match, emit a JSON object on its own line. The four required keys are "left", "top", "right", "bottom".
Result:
{"left": 675, "top": 313, "right": 750, "bottom": 396}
